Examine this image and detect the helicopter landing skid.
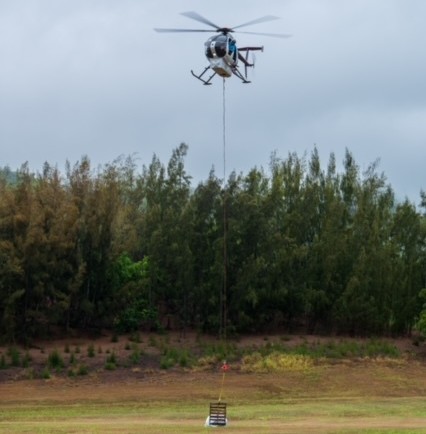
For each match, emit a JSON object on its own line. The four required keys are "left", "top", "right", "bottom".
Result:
{"left": 191, "top": 67, "right": 216, "bottom": 85}
{"left": 232, "top": 67, "right": 251, "bottom": 84}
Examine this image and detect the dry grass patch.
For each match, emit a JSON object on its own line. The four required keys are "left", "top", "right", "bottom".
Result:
{"left": 241, "top": 352, "right": 313, "bottom": 373}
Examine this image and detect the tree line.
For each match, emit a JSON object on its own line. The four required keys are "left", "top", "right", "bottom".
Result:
{"left": 0, "top": 144, "right": 425, "bottom": 342}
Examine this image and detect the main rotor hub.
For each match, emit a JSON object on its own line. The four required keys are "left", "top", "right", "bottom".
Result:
{"left": 217, "top": 27, "right": 234, "bottom": 35}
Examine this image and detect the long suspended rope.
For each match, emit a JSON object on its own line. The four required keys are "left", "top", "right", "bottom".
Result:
{"left": 218, "top": 362, "right": 229, "bottom": 401}
{"left": 218, "top": 371, "right": 225, "bottom": 401}
{"left": 221, "top": 77, "right": 227, "bottom": 342}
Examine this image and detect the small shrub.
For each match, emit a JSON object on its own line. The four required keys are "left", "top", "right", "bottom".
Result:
{"left": 87, "top": 344, "right": 95, "bottom": 358}
{"left": 178, "top": 350, "right": 191, "bottom": 368}
{"left": 105, "top": 362, "right": 116, "bottom": 370}
{"left": 159, "top": 345, "right": 173, "bottom": 368}
{"left": 148, "top": 335, "right": 157, "bottom": 347}
{"left": 41, "top": 367, "right": 51, "bottom": 379}
{"left": 8, "top": 346, "right": 20, "bottom": 367}
{"left": 202, "top": 341, "right": 239, "bottom": 362}
{"left": 125, "top": 342, "right": 131, "bottom": 351}
{"left": 0, "top": 354, "right": 7, "bottom": 369}
{"left": 111, "top": 333, "right": 119, "bottom": 343}
{"left": 77, "top": 364, "right": 89, "bottom": 376}
{"left": 105, "top": 351, "right": 118, "bottom": 370}
{"left": 160, "top": 347, "right": 192, "bottom": 369}
{"left": 75, "top": 346, "right": 80, "bottom": 354}
{"left": 69, "top": 352, "right": 76, "bottom": 365}
{"left": 160, "top": 356, "right": 175, "bottom": 370}
{"left": 129, "top": 352, "right": 140, "bottom": 365}
{"left": 107, "top": 351, "right": 117, "bottom": 364}
{"left": 98, "top": 346, "right": 103, "bottom": 354}
{"left": 21, "top": 351, "right": 32, "bottom": 368}
{"left": 24, "top": 368, "right": 36, "bottom": 380}
{"left": 129, "top": 332, "right": 141, "bottom": 343}
{"left": 196, "top": 355, "right": 220, "bottom": 370}
{"left": 64, "top": 344, "right": 70, "bottom": 354}
{"left": 47, "top": 349, "right": 64, "bottom": 371}
{"left": 129, "top": 344, "right": 142, "bottom": 365}
{"left": 68, "top": 363, "right": 88, "bottom": 377}
{"left": 364, "top": 340, "right": 400, "bottom": 358}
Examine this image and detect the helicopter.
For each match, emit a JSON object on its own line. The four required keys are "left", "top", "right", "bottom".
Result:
{"left": 154, "top": 11, "right": 291, "bottom": 85}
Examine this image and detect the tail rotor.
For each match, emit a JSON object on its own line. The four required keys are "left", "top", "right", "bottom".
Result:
{"left": 244, "top": 49, "right": 249, "bottom": 79}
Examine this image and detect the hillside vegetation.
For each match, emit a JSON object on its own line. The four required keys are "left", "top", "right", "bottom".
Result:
{"left": 0, "top": 332, "right": 423, "bottom": 382}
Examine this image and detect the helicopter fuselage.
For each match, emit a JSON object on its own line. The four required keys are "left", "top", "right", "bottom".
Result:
{"left": 155, "top": 11, "right": 291, "bottom": 85}
{"left": 204, "top": 34, "right": 238, "bottom": 78}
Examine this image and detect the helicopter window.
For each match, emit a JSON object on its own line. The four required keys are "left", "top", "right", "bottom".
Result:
{"left": 205, "top": 36, "right": 215, "bottom": 58}
{"left": 215, "top": 42, "right": 226, "bottom": 57}
{"left": 214, "top": 35, "right": 227, "bottom": 57}
{"left": 228, "top": 39, "right": 236, "bottom": 55}
{"left": 204, "top": 35, "right": 227, "bottom": 58}
{"left": 205, "top": 45, "right": 213, "bottom": 58}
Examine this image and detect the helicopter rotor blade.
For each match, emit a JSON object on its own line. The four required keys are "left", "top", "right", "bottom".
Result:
{"left": 232, "top": 15, "right": 280, "bottom": 30}
{"left": 181, "top": 11, "right": 221, "bottom": 30}
{"left": 236, "top": 30, "right": 292, "bottom": 39}
{"left": 155, "top": 12, "right": 292, "bottom": 38}
{"left": 154, "top": 28, "right": 214, "bottom": 33}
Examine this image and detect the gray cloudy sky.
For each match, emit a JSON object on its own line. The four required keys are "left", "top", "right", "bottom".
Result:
{"left": 1, "top": 0, "right": 425, "bottom": 203}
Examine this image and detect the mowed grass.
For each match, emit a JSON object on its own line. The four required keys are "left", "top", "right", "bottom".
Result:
{"left": 1, "top": 396, "right": 426, "bottom": 433}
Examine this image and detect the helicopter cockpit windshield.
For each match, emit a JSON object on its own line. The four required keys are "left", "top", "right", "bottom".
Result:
{"left": 205, "top": 34, "right": 227, "bottom": 59}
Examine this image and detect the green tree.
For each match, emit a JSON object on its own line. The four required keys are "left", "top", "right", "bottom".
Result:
{"left": 110, "top": 254, "right": 155, "bottom": 331}
{"left": 189, "top": 170, "right": 222, "bottom": 332}
{"left": 139, "top": 144, "right": 193, "bottom": 330}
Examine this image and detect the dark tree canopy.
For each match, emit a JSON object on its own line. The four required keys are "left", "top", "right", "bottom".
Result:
{"left": 0, "top": 146, "right": 425, "bottom": 342}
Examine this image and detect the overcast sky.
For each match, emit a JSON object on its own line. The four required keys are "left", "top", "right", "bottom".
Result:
{"left": 0, "top": 0, "right": 425, "bottom": 203}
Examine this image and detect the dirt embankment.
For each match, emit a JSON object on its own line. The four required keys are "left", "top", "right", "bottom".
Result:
{"left": 0, "top": 332, "right": 425, "bottom": 395}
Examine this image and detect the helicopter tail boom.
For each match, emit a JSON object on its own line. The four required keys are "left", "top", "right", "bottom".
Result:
{"left": 238, "top": 46, "right": 264, "bottom": 52}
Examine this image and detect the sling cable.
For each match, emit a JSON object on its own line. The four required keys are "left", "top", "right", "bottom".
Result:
{"left": 220, "top": 77, "right": 228, "bottom": 342}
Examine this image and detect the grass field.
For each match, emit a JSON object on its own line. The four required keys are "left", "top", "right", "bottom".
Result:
{"left": 1, "top": 365, "right": 426, "bottom": 433}
{"left": 1, "top": 397, "right": 426, "bottom": 433}
{"left": 0, "top": 334, "right": 425, "bottom": 433}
